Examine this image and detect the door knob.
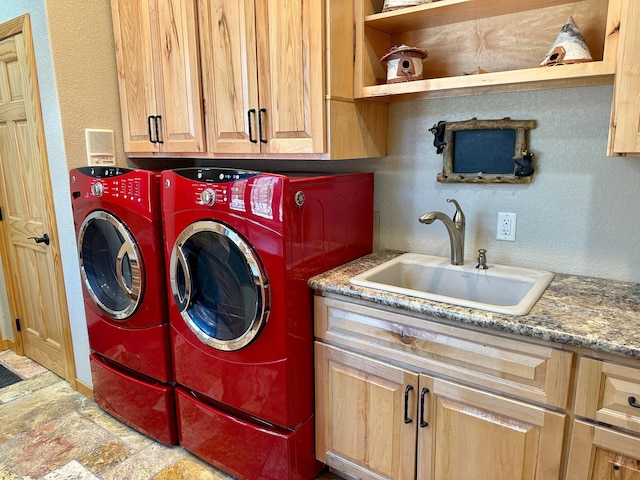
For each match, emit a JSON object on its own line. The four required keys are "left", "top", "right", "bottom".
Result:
{"left": 28, "top": 233, "right": 50, "bottom": 245}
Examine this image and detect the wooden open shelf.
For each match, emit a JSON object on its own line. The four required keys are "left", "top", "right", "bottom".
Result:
{"left": 361, "top": 61, "right": 615, "bottom": 100}
{"left": 365, "top": 0, "right": 582, "bottom": 32}
{"left": 356, "top": 0, "right": 621, "bottom": 100}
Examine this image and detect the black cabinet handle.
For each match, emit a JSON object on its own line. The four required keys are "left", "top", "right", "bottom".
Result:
{"left": 258, "top": 108, "right": 267, "bottom": 143}
{"left": 154, "top": 115, "right": 163, "bottom": 144}
{"left": 420, "top": 387, "right": 429, "bottom": 427}
{"left": 28, "top": 233, "right": 49, "bottom": 246}
{"left": 629, "top": 396, "right": 640, "bottom": 408}
{"left": 248, "top": 109, "right": 257, "bottom": 143}
{"left": 148, "top": 116, "right": 163, "bottom": 144}
{"left": 147, "top": 116, "right": 156, "bottom": 143}
{"left": 404, "top": 385, "right": 414, "bottom": 424}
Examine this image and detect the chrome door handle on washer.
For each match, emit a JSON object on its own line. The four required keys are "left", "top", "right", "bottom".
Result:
{"left": 116, "top": 243, "right": 140, "bottom": 299}
{"left": 173, "top": 245, "right": 193, "bottom": 312}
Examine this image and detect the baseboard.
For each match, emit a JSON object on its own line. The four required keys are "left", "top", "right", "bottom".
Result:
{"left": 74, "top": 378, "right": 94, "bottom": 401}
{"left": 1, "top": 339, "right": 16, "bottom": 351}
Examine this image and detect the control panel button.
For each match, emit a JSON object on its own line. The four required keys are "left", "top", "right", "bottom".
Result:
{"left": 200, "top": 188, "right": 216, "bottom": 206}
{"left": 91, "top": 182, "right": 104, "bottom": 198}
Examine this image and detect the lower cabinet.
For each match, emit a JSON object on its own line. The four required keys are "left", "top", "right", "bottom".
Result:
{"left": 315, "top": 343, "right": 418, "bottom": 480}
{"left": 566, "top": 421, "right": 640, "bottom": 480}
{"left": 417, "top": 375, "right": 565, "bottom": 480}
{"left": 565, "top": 356, "right": 640, "bottom": 479}
{"left": 315, "top": 342, "right": 567, "bottom": 480}
{"left": 314, "top": 294, "right": 640, "bottom": 479}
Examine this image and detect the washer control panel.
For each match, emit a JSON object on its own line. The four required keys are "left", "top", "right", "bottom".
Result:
{"left": 70, "top": 166, "right": 156, "bottom": 217}
{"left": 166, "top": 168, "right": 283, "bottom": 221}
{"left": 88, "top": 176, "right": 144, "bottom": 203}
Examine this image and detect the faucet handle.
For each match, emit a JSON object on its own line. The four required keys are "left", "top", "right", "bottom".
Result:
{"left": 476, "top": 248, "right": 488, "bottom": 269}
{"left": 447, "top": 198, "right": 465, "bottom": 225}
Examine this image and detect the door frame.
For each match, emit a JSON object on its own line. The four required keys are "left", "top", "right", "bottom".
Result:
{"left": 0, "top": 14, "right": 77, "bottom": 388}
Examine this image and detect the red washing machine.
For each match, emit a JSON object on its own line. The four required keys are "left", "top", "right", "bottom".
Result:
{"left": 70, "top": 167, "right": 176, "bottom": 445}
{"left": 161, "top": 168, "right": 374, "bottom": 479}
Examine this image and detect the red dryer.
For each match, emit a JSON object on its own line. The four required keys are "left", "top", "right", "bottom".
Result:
{"left": 161, "top": 168, "right": 374, "bottom": 479}
{"left": 70, "top": 167, "right": 176, "bottom": 445}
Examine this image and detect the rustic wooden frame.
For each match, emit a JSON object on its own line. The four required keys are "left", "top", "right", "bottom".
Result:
{"left": 435, "top": 118, "right": 537, "bottom": 184}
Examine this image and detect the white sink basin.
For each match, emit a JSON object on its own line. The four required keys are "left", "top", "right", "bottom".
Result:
{"left": 350, "top": 253, "right": 554, "bottom": 316}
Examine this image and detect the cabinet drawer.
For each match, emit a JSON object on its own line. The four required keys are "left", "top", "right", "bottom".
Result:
{"left": 575, "top": 357, "right": 640, "bottom": 434}
{"left": 315, "top": 296, "right": 573, "bottom": 409}
{"left": 566, "top": 420, "right": 640, "bottom": 480}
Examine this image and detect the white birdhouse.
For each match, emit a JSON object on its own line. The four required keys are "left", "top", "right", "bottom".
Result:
{"left": 380, "top": 44, "right": 428, "bottom": 84}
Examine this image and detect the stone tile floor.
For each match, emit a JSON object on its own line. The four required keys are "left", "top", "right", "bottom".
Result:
{"left": 0, "top": 350, "right": 340, "bottom": 480}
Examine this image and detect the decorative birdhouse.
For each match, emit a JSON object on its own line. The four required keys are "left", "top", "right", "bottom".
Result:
{"left": 380, "top": 44, "right": 428, "bottom": 84}
{"left": 540, "top": 16, "right": 593, "bottom": 66}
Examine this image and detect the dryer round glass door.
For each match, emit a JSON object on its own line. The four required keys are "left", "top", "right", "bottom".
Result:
{"left": 78, "top": 210, "right": 143, "bottom": 319}
{"left": 169, "top": 220, "right": 270, "bottom": 351}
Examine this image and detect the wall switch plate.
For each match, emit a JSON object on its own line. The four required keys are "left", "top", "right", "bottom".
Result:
{"left": 497, "top": 212, "right": 517, "bottom": 241}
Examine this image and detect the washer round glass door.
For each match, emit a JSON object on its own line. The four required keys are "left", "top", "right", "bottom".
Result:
{"left": 169, "top": 220, "right": 269, "bottom": 351}
{"left": 78, "top": 210, "right": 143, "bottom": 319}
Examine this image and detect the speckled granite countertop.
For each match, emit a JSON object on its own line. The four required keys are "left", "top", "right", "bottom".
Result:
{"left": 308, "top": 251, "right": 640, "bottom": 359}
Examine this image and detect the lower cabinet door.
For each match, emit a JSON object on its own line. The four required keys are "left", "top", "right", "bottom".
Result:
{"left": 315, "top": 342, "right": 419, "bottom": 480}
{"left": 315, "top": 342, "right": 566, "bottom": 480}
{"left": 566, "top": 420, "right": 640, "bottom": 480}
{"left": 417, "top": 376, "right": 566, "bottom": 480}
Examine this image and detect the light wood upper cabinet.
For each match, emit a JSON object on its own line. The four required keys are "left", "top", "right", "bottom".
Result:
{"left": 198, "top": 0, "right": 388, "bottom": 159}
{"left": 111, "top": 0, "right": 204, "bottom": 154}
{"left": 198, "top": 0, "right": 322, "bottom": 155}
{"left": 608, "top": 0, "right": 640, "bottom": 156}
{"left": 197, "top": 1, "right": 259, "bottom": 154}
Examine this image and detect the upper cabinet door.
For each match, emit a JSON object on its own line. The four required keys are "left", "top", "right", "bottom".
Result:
{"left": 111, "top": 0, "right": 204, "bottom": 155}
{"left": 198, "top": 0, "right": 261, "bottom": 154}
{"left": 153, "top": 0, "right": 204, "bottom": 154}
{"left": 255, "top": 0, "right": 324, "bottom": 155}
{"left": 199, "top": 0, "right": 324, "bottom": 155}
{"left": 609, "top": 0, "right": 640, "bottom": 156}
{"left": 111, "top": 0, "right": 159, "bottom": 153}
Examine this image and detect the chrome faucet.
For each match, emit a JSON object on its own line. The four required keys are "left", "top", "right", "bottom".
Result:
{"left": 419, "top": 199, "right": 465, "bottom": 265}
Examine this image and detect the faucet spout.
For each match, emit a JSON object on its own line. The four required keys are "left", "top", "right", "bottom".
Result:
{"left": 418, "top": 211, "right": 448, "bottom": 224}
{"left": 419, "top": 199, "right": 465, "bottom": 265}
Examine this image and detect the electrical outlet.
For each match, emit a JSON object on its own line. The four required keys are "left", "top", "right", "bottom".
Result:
{"left": 497, "top": 212, "right": 517, "bottom": 241}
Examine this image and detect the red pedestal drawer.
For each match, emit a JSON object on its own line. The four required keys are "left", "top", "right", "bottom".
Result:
{"left": 176, "top": 387, "right": 322, "bottom": 479}
{"left": 90, "top": 353, "right": 177, "bottom": 445}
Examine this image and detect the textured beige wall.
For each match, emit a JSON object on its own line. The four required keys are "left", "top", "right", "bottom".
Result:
{"left": 377, "top": 85, "right": 640, "bottom": 283}
{"left": 45, "top": 0, "right": 125, "bottom": 169}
